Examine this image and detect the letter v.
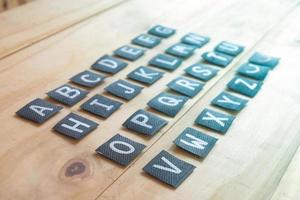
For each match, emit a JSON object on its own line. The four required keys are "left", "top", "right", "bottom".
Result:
{"left": 153, "top": 156, "right": 182, "bottom": 174}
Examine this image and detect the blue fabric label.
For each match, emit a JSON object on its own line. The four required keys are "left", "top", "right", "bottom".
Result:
{"left": 16, "top": 98, "right": 63, "bottom": 124}
{"left": 181, "top": 33, "right": 210, "bottom": 48}
{"left": 147, "top": 92, "right": 188, "bottom": 117}
{"left": 237, "top": 63, "right": 269, "bottom": 80}
{"left": 214, "top": 41, "right": 244, "bottom": 56}
{"left": 81, "top": 94, "right": 122, "bottom": 118}
{"left": 127, "top": 66, "right": 164, "bottom": 85}
{"left": 165, "top": 43, "right": 196, "bottom": 59}
{"left": 167, "top": 76, "right": 204, "bottom": 98}
{"left": 148, "top": 25, "right": 176, "bottom": 38}
{"left": 149, "top": 53, "right": 182, "bottom": 71}
{"left": 143, "top": 150, "right": 195, "bottom": 188}
{"left": 70, "top": 70, "right": 106, "bottom": 88}
{"left": 47, "top": 84, "right": 88, "bottom": 106}
{"left": 132, "top": 33, "right": 161, "bottom": 48}
{"left": 114, "top": 45, "right": 145, "bottom": 61}
{"left": 53, "top": 112, "right": 98, "bottom": 140}
{"left": 227, "top": 76, "right": 263, "bottom": 97}
{"left": 174, "top": 127, "right": 218, "bottom": 158}
{"left": 202, "top": 51, "right": 234, "bottom": 67}
{"left": 95, "top": 134, "right": 146, "bottom": 166}
{"left": 185, "top": 63, "right": 219, "bottom": 82}
{"left": 195, "top": 108, "right": 235, "bottom": 134}
{"left": 91, "top": 54, "right": 128, "bottom": 74}
{"left": 248, "top": 52, "right": 279, "bottom": 69}
{"left": 105, "top": 80, "right": 143, "bottom": 101}
{"left": 122, "top": 109, "right": 168, "bottom": 136}
{"left": 211, "top": 91, "right": 248, "bottom": 112}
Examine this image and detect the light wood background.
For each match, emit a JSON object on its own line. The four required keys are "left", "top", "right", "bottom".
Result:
{"left": 0, "top": 0, "right": 300, "bottom": 200}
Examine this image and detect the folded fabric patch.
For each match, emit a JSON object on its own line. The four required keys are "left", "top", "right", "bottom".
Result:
{"left": 81, "top": 94, "right": 122, "bottom": 118}
{"left": 91, "top": 54, "right": 128, "bottom": 74}
{"left": 148, "top": 25, "right": 176, "bottom": 38}
{"left": 132, "top": 33, "right": 161, "bottom": 48}
{"left": 237, "top": 63, "right": 269, "bottom": 81}
{"left": 248, "top": 52, "right": 279, "bottom": 69}
{"left": 127, "top": 66, "right": 164, "bottom": 85}
{"left": 114, "top": 45, "right": 145, "bottom": 61}
{"left": 105, "top": 80, "right": 143, "bottom": 100}
{"left": 143, "top": 150, "right": 195, "bottom": 188}
{"left": 165, "top": 43, "right": 196, "bottom": 59}
{"left": 122, "top": 109, "right": 168, "bottom": 136}
{"left": 202, "top": 51, "right": 234, "bottom": 67}
{"left": 16, "top": 98, "right": 63, "bottom": 124}
{"left": 70, "top": 70, "right": 106, "bottom": 88}
{"left": 167, "top": 76, "right": 204, "bottom": 98}
{"left": 95, "top": 134, "right": 146, "bottom": 166}
{"left": 211, "top": 91, "right": 248, "bottom": 112}
{"left": 214, "top": 41, "right": 244, "bottom": 56}
{"left": 181, "top": 33, "right": 210, "bottom": 48}
{"left": 174, "top": 127, "right": 218, "bottom": 158}
{"left": 227, "top": 76, "right": 263, "bottom": 97}
{"left": 47, "top": 84, "right": 88, "bottom": 106}
{"left": 147, "top": 92, "right": 188, "bottom": 117}
{"left": 149, "top": 54, "right": 182, "bottom": 71}
{"left": 195, "top": 108, "right": 235, "bottom": 134}
{"left": 53, "top": 112, "right": 98, "bottom": 140}
{"left": 185, "top": 63, "right": 219, "bottom": 82}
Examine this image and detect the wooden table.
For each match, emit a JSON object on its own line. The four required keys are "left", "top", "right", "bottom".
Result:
{"left": 0, "top": 0, "right": 300, "bottom": 199}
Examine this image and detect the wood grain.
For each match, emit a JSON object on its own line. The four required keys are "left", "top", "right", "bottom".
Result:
{"left": 0, "top": 0, "right": 125, "bottom": 59}
{"left": 0, "top": 0, "right": 299, "bottom": 199}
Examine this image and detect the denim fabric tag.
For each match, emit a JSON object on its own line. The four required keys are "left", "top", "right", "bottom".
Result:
{"left": 147, "top": 92, "right": 188, "bottom": 117}
{"left": 148, "top": 25, "right": 176, "bottom": 38}
{"left": 143, "top": 150, "right": 195, "bottom": 188}
{"left": 248, "top": 52, "right": 279, "bottom": 69}
{"left": 202, "top": 51, "right": 234, "bottom": 67}
{"left": 127, "top": 66, "right": 164, "bottom": 85}
{"left": 132, "top": 33, "right": 161, "bottom": 48}
{"left": 53, "top": 112, "right": 98, "bottom": 140}
{"left": 211, "top": 91, "right": 248, "bottom": 111}
{"left": 16, "top": 98, "right": 63, "bottom": 124}
{"left": 227, "top": 76, "right": 263, "bottom": 97}
{"left": 91, "top": 54, "right": 128, "bottom": 74}
{"left": 181, "top": 33, "right": 210, "bottom": 48}
{"left": 165, "top": 43, "right": 196, "bottom": 59}
{"left": 47, "top": 84, "right": 88, "bottom": 106}
{"left": 105, "top": 80, "right": 143, "bottom": 100}
{"left": 167, "top": 77, "right": 204, "bottom": 98}
{"left": 174, "top": 127, "right": 218, "bottom": 158}
{"left": 237, "top": 63, "right": 269, "bottom": 80}
{"left": 195, "top": 108, "right": 235, "bottom": 134}
{"left": 70, "top": 70, "right": 106, "bottom": 88}
{"left": 122, "top": 109, "right": 168, "bottom": 136}
{"left": 149, "top": 54, "right": 182, "bottom": 71}
{"left": 114, "top": 45, "right": 145, "bottom": 61}
{"left": 184, "top": 63, "right": 219, "bottom": 82}
{"left": 81, "top": 94, "right": 122, "bottom": 118}
{"left": 95, "top": 134, "right": 146, "bottom": 166}
{"left": 214, "top": 41, "right": 244, "bottom": 56}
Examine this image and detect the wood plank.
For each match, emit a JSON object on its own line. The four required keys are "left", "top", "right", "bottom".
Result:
{"left": 271, "top": 147, "right": 300, "bottom": 200}
{"left": 0, "top": 0, "right": 125, "bottom": 59}
{"left": 97, "top": 4, "right": 300, "bottom": 200}
{"left": 0, "top": 0, "right": 299, "bottom": 199}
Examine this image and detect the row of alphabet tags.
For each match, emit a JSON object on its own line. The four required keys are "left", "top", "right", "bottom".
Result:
{"left": 16, "top": 24, "right": 279, "bottom": 188}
